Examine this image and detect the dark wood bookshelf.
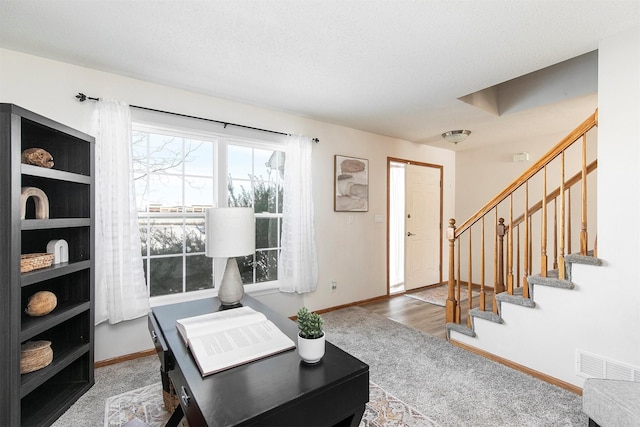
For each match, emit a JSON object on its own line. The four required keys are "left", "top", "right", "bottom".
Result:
{"left": 0, "top": 103, "right": 95, "bottom": 426}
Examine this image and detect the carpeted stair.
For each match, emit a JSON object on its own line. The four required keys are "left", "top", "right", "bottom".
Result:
{"left": 445, "top": 253, "right": 603, "bottom": 339}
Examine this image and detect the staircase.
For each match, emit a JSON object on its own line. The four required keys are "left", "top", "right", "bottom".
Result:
{"left": 444, "top": 110, "right": 601, "bottom": 391}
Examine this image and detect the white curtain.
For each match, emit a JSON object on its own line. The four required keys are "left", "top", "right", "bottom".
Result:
{"left": 94, "top": 99, "right": 150, "bottom": 324}
{"left": 279, "top": 135, "right": 318, "bottom": 293}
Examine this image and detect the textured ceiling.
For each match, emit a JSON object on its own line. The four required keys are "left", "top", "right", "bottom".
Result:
{"left": 1, "top": 1, "right": 639, "bottom": 150}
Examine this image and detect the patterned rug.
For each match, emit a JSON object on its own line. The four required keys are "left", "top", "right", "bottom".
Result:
{"left": 104, "top": 381, "right": 437, "bottom": 427}
{"left": 405, "top": 284, "right": 479, "bottom": 306}
{"left": 363, "top": 382, "right": 437, "bottom": 427}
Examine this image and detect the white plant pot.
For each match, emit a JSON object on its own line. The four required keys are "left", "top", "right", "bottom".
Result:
{"left": 298, "top": 333, "right": 325, "bottom": 364}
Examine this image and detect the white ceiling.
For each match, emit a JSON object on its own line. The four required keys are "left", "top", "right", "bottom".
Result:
{"left": 1, "top": 1, "right": 639, "bottom": 151}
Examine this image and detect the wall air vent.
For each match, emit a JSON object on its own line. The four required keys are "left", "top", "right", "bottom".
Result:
{"left": 577, "top": 349, "right": 640, "bottom": 382}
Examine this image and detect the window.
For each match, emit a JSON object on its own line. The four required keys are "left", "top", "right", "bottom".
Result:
{"left": 133, "top": 126, "right": 285, "bottom": 299}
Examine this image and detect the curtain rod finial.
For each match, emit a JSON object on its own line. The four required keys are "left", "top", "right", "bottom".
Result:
{"left": 75, "top": 93, "right": 99, "bottom": 102}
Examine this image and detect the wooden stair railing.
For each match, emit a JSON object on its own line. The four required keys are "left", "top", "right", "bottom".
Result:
{"left": 446, "top": 110, "right": 598, "bottom": 325}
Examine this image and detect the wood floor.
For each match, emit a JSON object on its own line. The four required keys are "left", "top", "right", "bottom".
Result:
{"left": 359, "top": 287, "right": 494, "bottom": 340}
{"left": 359, "top": 293, "right": 449, "bottom": 339}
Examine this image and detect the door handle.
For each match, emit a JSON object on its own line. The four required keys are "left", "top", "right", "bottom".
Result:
{"left": 407, "top": 232, "right": 416, "bottom": 236}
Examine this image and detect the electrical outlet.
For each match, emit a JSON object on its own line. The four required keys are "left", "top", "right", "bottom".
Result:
{"left": 330, "top": 280, "right": 337, "bottom": 292}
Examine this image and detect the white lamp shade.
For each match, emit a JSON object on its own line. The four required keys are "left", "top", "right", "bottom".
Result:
{"left": 205, "top": 207, "right": 255, "bottom": 258}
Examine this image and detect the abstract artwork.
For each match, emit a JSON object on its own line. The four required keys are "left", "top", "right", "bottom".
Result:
{"left": 334, "top": 155, "right": 369, "bottom": 212}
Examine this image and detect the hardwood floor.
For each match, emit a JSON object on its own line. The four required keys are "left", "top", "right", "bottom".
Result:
{"left": 359, "top": 293, "right": 449, "bottom": 339}
{"left": 359, "top": 287, "right": 494, "bottom": 340}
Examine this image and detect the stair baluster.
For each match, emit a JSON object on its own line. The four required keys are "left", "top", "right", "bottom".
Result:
{"left": 444, "top": 110, "right": 598, "bottom": 327}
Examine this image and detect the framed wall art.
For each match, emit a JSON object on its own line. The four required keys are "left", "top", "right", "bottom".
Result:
{"left": 334, "top": 155, "right": 369, "bottom": 212}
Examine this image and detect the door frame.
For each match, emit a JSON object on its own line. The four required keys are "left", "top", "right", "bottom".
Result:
{"left": 387, "top": 157, "right": 444, "bottom": 295}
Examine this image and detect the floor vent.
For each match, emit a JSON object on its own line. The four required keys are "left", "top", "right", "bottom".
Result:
{"left": 577, "top": 349, "right": 640, "bottom": 381}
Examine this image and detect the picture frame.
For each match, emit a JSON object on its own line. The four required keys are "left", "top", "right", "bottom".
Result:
{"left": 334, "top": 155, "right": 369, "bottom": 212}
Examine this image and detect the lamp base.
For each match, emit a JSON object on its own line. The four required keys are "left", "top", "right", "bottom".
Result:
{"left": 218, "top": 257, "right": 244, "bottom": 306}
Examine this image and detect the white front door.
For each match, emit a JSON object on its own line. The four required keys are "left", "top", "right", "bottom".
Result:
{"left": 404, "top": 164, "right": 441, "bottom": 291}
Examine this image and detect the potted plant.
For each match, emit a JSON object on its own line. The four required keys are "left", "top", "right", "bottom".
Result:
{"left": 296, "top": 307, "right": 325, "bottom": 363}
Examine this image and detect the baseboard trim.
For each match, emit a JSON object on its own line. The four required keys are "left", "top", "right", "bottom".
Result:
{"left": 289, "top": 285, "right": 496, "bottom": 319}
{"left": 450, "top": 339, "right": 583, "bottom": 395}
{"left": 317, "top": 295, "right": 391, "bottom": 315}
{"left": 288, "top": 294, "right": 392, "bottom": 320}
{"left": 95, "top": 348, "right": 157, "bottom": 368}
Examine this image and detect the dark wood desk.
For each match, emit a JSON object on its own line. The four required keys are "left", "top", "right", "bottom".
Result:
{"left": 148, "top": 296, "right": 369, "bottom": 426}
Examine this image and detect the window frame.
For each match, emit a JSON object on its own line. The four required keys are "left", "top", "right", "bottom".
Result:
{"left": 131, "top": 122, "right": 285, "bottom": 307}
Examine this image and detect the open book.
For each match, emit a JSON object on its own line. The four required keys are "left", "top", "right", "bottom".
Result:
{"left": 176, "top": 306, "right": 296, "bottom": 376}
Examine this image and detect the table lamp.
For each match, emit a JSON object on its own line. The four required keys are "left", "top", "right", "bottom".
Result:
{"left": 205, "top": 207, "right": 255, "bottom": 306}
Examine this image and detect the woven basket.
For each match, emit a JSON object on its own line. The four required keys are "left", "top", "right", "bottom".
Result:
{"left": 163, "top": 381, "right": 179, "bottom": 413}
{"left": 20, "top": 253, "right": 55, "bottom": 273}
{"left": 20, "top": 340, "right": 53, "bottom": 374}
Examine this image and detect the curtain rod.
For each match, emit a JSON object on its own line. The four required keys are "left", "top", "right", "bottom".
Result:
{"left": 75, "top": 93, "right": 318, "bottom": 143}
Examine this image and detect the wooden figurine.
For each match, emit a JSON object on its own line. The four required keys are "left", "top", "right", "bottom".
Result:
{"left": 25, "top": 291, "right": 57, "bottom": 317}
{"left": 20, "top": 187, "right": 49, "bottom": 219}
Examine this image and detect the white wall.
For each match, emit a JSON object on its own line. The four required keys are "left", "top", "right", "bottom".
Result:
{"left": 590, "top": 25, "right": 640, "bottom": 366}
{"left": 452, "top": 26, "right": 640, "bottom": 387}
{"left": 0, "top": 48, "right": 455, "bottom": 361}
{"left": 455, "top": 98, "right": 599, "bottom": 286}
{"left": 455, "top": 94, "right": 598, "bottom": 223}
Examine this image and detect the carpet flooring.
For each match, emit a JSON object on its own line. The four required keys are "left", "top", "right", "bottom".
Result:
{"left": 103, "top": 381, "right": 436, "bottom": 427}
{"left": 322, "top": 306, "right": 587, "bottom": 426}
{"left": 53, "top": 306, "right": 587, "bottom": 426}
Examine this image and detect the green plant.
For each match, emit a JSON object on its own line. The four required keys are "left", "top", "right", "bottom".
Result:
{"left": 296, "top": 307, "right": 324, "bottom": 339}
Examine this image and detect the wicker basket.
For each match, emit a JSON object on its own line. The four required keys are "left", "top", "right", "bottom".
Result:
{"left": 20, "top": 253, "right": 55, "bottom": 273}
{"left": 163, "top": 379, "right": 180, "bottom": 413}
{"left": 20, "top": 340, "right": 53, "bottom": 374}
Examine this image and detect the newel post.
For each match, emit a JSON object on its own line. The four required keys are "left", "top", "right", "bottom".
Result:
{"left": 496, "top": 218, "right": 506, "bottom": 295}
{"left": 446, "top": 219, "right": 457, "bottom": 324}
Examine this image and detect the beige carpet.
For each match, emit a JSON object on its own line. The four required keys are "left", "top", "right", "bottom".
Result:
{"left": 405, "top": 284, "right": 480, "bottom": 306}
{"left": 104, "top": 381, "right": 437, "bottom": 427}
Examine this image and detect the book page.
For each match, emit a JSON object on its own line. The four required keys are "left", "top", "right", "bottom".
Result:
{"left": 176, "top": 306, "right": 266, "bottom": 346}
{"left": 176, "top": 307, "right": 295, "bottom": 376}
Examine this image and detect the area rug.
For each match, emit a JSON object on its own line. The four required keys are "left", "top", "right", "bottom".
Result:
{"left": 405, "top": 284, "right": 479, "bottom": 306}
{"left": 104, "top": 381, "right": 437, "bottom": 427}
{"left": 104, "top": 382, "right": 174, "bottom": 427}
{"left": 322, "top": 306, "right": 587, "bottom": 426}
{"left": 364, "top": 381, "right": 437, "bottom": 426}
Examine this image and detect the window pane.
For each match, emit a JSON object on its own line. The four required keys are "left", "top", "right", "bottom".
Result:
{"left": 253, "top": 181, "right": 279, "bottom": 214}
{"left": 148, "top": 133, "right": 184, "bottom": 176}
{"left": 149, "top": 217, "right": 184, "bottom": 256}
{"left": 132, "top": 131, "right": 148, "bottom": 176}
{"left": 228, "top": 145, "right": 252, "bottom": 180}
{"left": 185, "top": 219, "right": 206, "bottom": 254}
{"left": 183, "top": 139, "right": 213, "bottom": 177}
{"left": 256, "top": 218, "right": 279, "bottom": 249}
{"left": 256, "top": 250, "right": 278, "bottom": 283}
{"left": 149, "top": 257, "right": 183, "bottom": 296}
{"left": 277, "top": 183, "right": 283, "bottom": 214}
{"left": 184, "top": 177, "right": 214, "bottom": 209}
{"left": 228, "top": 178, "right": 252, "bottom": 207}
{"left": 269, "top": 151, "right": 285, "bottom": 180}
{"left": 186, "top": 254, "right": 213, "bottom": 292}
{"left": 254, "top": 148, "right": 274, "bottom": 179}
{"left": 135, "top": 177, "right": 150, "bottom": 212}
{"left": 148, "top": 174, "right": 183, "bottom": 210}
{"left": 236, "top": 254, "right": 255, "bottom": 285}
{"left": 139, "top": 223, "right": 148, "bottom": 256}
